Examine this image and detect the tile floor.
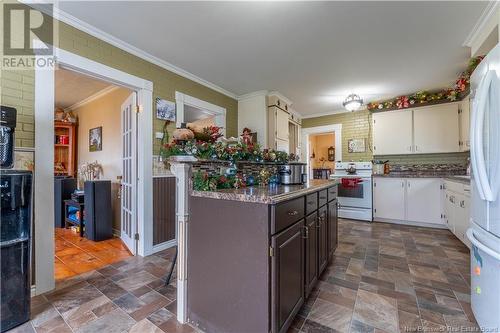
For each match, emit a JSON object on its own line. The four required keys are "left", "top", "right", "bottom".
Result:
{"left": 55, "top": 228, "right": 132, "bottom": 281}
{"left": 10, "top": 219, "right": 477, "bottom": 333}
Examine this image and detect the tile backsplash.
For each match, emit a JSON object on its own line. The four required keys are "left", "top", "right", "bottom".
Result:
{"left": 374, "top": 152, "right": 470, "bottom": 166}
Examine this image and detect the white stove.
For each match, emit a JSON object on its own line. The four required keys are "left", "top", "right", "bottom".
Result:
{"left": 330, "top": 162, "right": 373, "bottom": 221}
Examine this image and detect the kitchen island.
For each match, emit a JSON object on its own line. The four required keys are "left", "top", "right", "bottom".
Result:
{"left": 187, "top": 179, "right": 339, "bottom": 333}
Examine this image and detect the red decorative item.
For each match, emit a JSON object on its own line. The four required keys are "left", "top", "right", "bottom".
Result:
{"left": 396, "top": 96, "right": 409, "bottom": 109}
{"left": 455, "top": 77, "right": 467, "bottom": 92}
{"left": 341, "top": 177, "right": 362, "bottom": 188}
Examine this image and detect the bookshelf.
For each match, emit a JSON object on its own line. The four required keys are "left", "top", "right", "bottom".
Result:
{"left": 54, "top": 121, "right": 77, "bottom": 176}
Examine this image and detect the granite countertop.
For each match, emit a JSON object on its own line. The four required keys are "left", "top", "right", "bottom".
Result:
{"left": 373, "top": 172, "right": 468, "bottom": 179}
{"left": 191, "top": 179, "right": 340, "bottom": 204}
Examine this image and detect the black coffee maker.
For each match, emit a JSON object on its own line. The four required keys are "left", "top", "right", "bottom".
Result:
{"left": 0, "top": 106, "right": 17, "bottom": 169}
{"left": 1, "top": 105, "right": 32, "bottom": 332}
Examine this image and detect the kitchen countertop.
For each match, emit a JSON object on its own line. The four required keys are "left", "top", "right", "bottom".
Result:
{"left": 373, "top": 172, "right": 468, "bottom": 179}
{"left": 443, "top": 175, "right": 471, "bottom": 185}
{"left": 191, "top": 179, "right": 340, "bottom": 204}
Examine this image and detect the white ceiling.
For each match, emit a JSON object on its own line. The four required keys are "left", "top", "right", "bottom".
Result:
{"left": 58, "top": 1, "right": 488, "bottom": 116}
{"left": 55, "top": 68, "right": 112, "bottom": 109}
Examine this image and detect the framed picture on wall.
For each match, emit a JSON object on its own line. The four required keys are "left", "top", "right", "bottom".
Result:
{"left": 156, "top": 98, "right": 176, "bottom": 121}
{"left": 89, "top": 127, "right": 102, "bottom": 152}
{"left": 348, "top": 138, "right": 366, "bottom": 153}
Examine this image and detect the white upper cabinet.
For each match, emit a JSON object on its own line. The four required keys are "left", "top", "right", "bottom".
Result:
{"left": 459, "top": 96, "right": 471, "bottom": 151}
{"left": 275, "top": 107, "right": 289, "bottom": 141}
{"left": 373, "top": 178, "right": 406, "bottom": 220}
{"left": 372, "top": 110, "right": 413, "bottom": 155}
{"left": 406, "top": 178, "right": 443, "bottom": 225}
{"left": 372, "top": 103, "right": 461, "bottom": 155}
{"left": 413, "top": 103, "right": 460, "bottom": 153}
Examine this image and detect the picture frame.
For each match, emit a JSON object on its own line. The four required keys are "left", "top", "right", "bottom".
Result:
{"left": 89, "top": 126, "right": 102, "bottom": 152}
{"left": 347, "top": 138, "right": 366, "bottom": 153}
{"left": 156, "top": 97, "right": 176, "bottom": 121}
{"left": 327, "top": 146, "right": 335, "bottom": 161}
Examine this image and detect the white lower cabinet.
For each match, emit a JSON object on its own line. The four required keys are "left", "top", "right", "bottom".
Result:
{"left": 443, "top": 181, "right": 471, "bottom": 248}
{"left": 406, "top": 178, "right": 443, "bottom": 224}
{"left": 373, "top": 178, "right": 406, "bottom": 220}
{"left": 373, "top": 177, "right": 444, "bottom": 226}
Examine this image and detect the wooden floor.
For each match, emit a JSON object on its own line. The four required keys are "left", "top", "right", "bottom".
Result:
{"left": 55, "top": 228, "right": 132, "bottom": 281}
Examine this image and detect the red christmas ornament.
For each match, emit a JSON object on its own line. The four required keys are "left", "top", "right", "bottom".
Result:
{"left": 396, "top": 96, "right": 409, "bottom": 109}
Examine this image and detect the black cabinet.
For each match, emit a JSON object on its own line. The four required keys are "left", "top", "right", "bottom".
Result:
{"left": 317, "top": 205, "right": 328, "bottom": 275}
{"left": 84, "top": 180, "right": 112, "bottom": 241}
{"left": 328, "top": 199, "right": 338, "bottom": 257}
{"left": 271, "top": 220, "right": 305, "bottom": 333}
{"left": 304, "top": 212, "right": 318, "bottom": 297}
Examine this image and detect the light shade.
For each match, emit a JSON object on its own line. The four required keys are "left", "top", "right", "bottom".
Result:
{"left": 343, "top": 94, "right": 363, "bottom": 111}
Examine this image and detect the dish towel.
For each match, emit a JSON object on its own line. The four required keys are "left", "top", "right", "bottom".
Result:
{"left": 341, "top": 177, "right": 362, "bottom": 188}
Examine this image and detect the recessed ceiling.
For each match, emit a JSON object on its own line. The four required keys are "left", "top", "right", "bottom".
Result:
{"left": 57, "top": 1, "right": 488, "bottom": 116}
{"left": 55, "top": 68, "right": 112, "bottom": 109}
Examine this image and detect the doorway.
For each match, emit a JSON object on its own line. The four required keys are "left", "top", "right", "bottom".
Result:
{"left": 175, "top": 92, "right": 226, "bottom": 135}
{"left": 53, "top": 67, "right": 134, "bottom": 282}
{"left": 301, "top": 124, "right": 343, "bottom": 180}
{"left": 34, "top": 47, "right": 153, "bottom": 294}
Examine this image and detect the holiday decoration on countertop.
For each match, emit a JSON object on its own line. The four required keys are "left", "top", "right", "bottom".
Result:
{"left": 367, "top": 55, "right": 484, "bottom": 112}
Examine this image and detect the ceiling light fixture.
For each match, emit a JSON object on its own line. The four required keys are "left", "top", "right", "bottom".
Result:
{"left": 342, "top": 93, "right": 363, "bottom": 112}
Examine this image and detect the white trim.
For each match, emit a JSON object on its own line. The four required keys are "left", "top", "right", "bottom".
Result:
{"left": 301, "top": 124, "right": 342, "bottom": 177}
{"left": 34, "top": 52, "right": 55, "bottom": 295}
{"left": 237, "top": 90, "right": 269, "bottom": 101}
{"left": 64, "top": 85, "right": 119, "bottom": 111}
{"left": 31, "top": 4, "right": 238, "bottom": 99}
{"left": 302, "top": 108, "right": 362, "bottom": 119}
{"left": 151, "top": 239, "right": 177, "bottom": 253}
{"left": 175, "top": 91, "right": 227, "bottom": 135}
{"left": 463, "top": 1, "right": 499, "bottom": 47}
{"left": 34, "top": 46, "right": 154, "bottom": 294}
{"left": 268, "top": 91, "right": 293, "bottom": 106}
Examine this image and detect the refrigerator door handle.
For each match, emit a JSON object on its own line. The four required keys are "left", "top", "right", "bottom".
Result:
{"left": 467, "top": 228, "right": 500, "bottom": 261}
{"left": 471, "top": 70, "right": 496, "bottom": 201}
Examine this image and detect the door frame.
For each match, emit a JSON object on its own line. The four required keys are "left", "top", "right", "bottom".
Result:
{"left": 35, "top": 47, "right": 153, "bottom": 294}
{"left": 301, "top": 124, "right": 342, "bottom": 178}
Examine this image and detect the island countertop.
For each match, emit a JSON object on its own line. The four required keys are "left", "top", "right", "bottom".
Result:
{"left": 191, "top": 179, "right": 339, "bottom": 204}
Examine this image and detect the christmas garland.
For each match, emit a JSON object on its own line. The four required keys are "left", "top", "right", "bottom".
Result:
{"left": 367, "top": 56, "right": 484, "bottom": 111}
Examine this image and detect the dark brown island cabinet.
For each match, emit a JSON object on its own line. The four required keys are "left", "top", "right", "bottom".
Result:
{"left": 188, "top": 181, "right": 338, "bottom": 333}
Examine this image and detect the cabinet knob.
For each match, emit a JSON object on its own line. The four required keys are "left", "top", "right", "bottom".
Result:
{"left": 287, "top": 210, "right": 299, "bottom": 216}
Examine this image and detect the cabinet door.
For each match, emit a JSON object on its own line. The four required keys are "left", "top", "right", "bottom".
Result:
{"left": 406, "top": 178, "right": 443, "bottom": 225}
{"left": 372, "top": 110, "right": 413, "bottom": 155}
{"left": 304, "top": 213, "right": 318, "bottom": 297}
{"left": 327, "top": 199, "right": 338, "bottom": 257}
{"left": 271, "top": 220, "right": 305, "bottom": 333}
{"left": 444, "top": 191, "right": 456, "bottom": 233}
{"left": 276, "top": 108, "right": 289, "bottom": 141}
{"left": 460, "top": 96, "right": 470, "bottom": 151}
{"left": 455, "top": 195, "right": 471, "bottom": 248}
{"left": 413, "top": 104, "right": 460, "bottom": 153}
{"left": 317, "top": 206, "right": 328, "bottom": 275}
{"left": 373, "top": 178, "right": 405, "bottom": 220}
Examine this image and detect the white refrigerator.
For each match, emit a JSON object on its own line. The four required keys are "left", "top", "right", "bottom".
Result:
{"left": 467, "top": 42, "right": 500, "bottom": 330}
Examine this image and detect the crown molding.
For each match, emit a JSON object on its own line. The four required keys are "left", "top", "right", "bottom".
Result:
{"left": 301, "top": 109, "right": 350, "bottom": 119}
{"left": 65, "top": 85, "right": 119, "bottom": 112}
{"left": 237, "top": 90, "right": 269, "bottom": 101}
{"left": 268, "top": 91, "right": 293, "bottom": 106}
{"left": 28, "top": 3, "right": 239, "bottom": 100}
{"left": 463, "top": 1, "right": 499, "bottom": 47}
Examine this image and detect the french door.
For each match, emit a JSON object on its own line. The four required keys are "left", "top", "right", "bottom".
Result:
{"left": 121, "top": 93, "right": 137, "bottom": 254}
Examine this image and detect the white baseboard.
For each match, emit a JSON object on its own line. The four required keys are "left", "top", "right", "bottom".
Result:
{"left": 374, "top": 218, "right": 447, "bottom": 229}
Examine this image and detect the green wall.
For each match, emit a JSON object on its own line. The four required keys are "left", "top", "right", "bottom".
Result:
{"left": 302, "top": 110, "right": 373, "bottom": 162}
{"left": 1, "top": 7, "right": 238, "bottom": 154}
{"left": 302, "top": 110, "right": 469, "bottom": 165}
